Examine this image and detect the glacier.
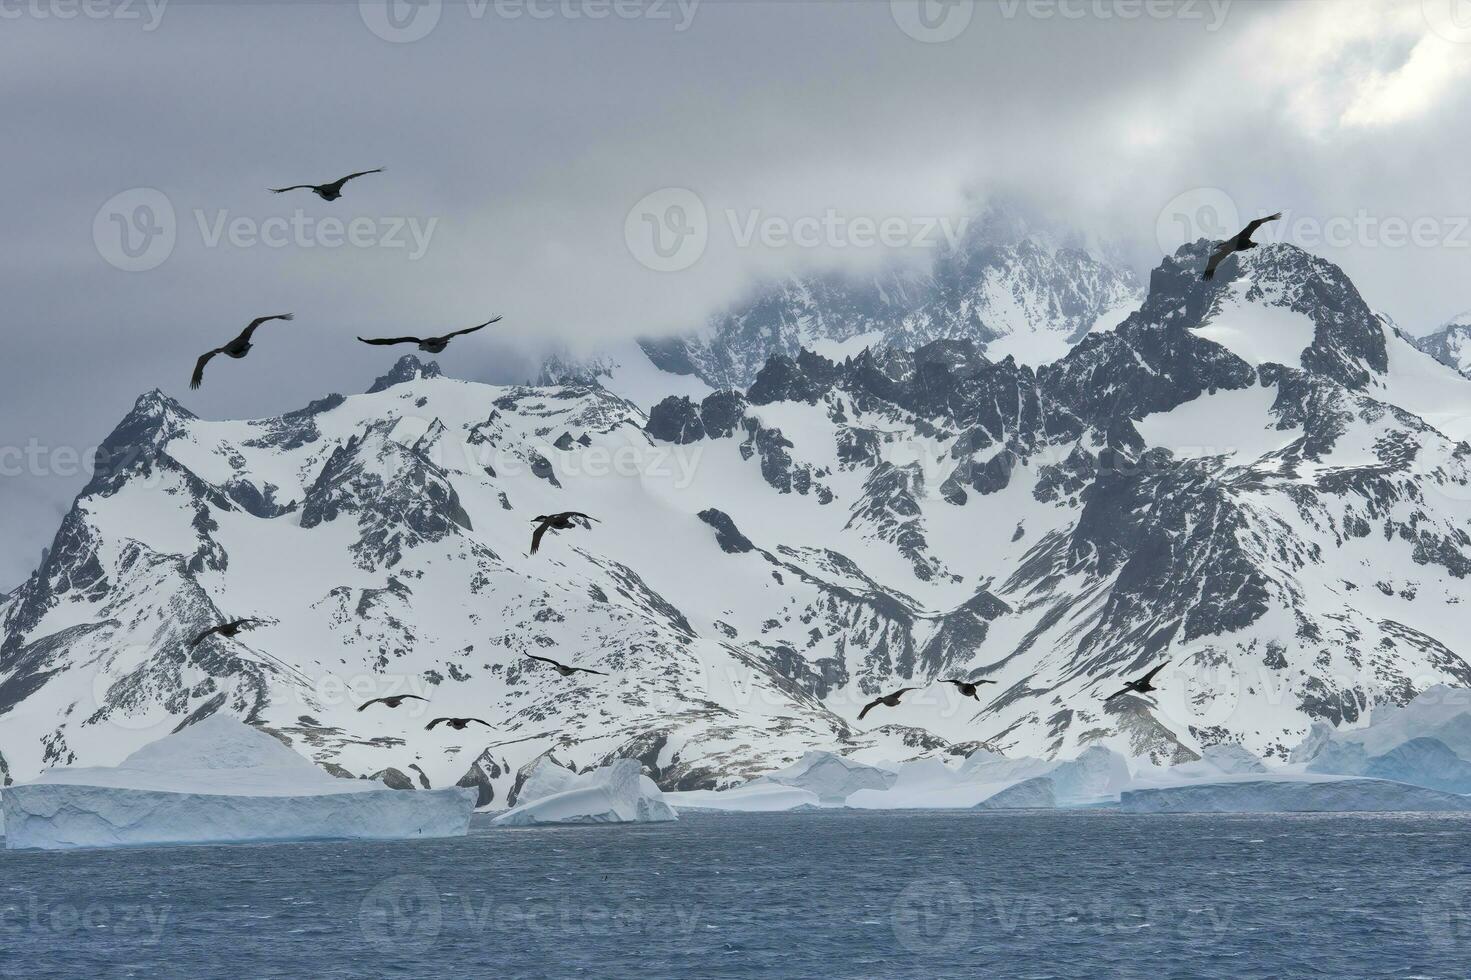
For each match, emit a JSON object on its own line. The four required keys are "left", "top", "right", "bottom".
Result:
{"left": 2, "top": 715, "right": 475, "bottom": 850}
{"left": 1120, "top": 775, "right": 1471, "bottom": 814}
{"left": 492, "top": 759, "right": 677, "bottom": 826}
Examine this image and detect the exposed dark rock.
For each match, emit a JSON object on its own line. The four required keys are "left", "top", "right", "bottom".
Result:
{"left": 698, "top": 508, "right": 755, "bottom": 553}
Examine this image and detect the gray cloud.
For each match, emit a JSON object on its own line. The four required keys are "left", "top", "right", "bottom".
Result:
{"left": 2, "top": 0, "right": 1469, "bottom": 589}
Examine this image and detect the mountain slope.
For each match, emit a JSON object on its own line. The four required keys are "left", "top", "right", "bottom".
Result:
{"left": 3, "top": 242, "right": 1470, "bottom": 797}
{"left": 1416, "top": 312, "right": 1471, "bottom": 378}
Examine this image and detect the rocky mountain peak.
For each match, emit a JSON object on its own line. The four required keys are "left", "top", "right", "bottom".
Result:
{"left": 367, "top": 355, "right": 444, "bottom": 394}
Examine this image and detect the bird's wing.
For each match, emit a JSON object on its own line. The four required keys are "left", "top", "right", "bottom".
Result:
{"left": 530, "top": 521, "right": 550, "bottom": 554}
{"left": 402, "top": 694, "right": 428, "bottom": 702}
{"left": 442, "top": 316, "right": 502, "bottom": 340}
{"left": 572, "top": 666, "right": 607, "bottom": 676}
{"left": 187, "top": 625, "right": 218, "bottom": 648}
{"left": 190, "top": 349, "right": 222, "bottom": 390}
{"left": 231, "top": 618, "right": 261, "bottom": 631}
{"left": 237, "top": 313, "right": 294, "bottom": 344}
{"left": 268, "top": 184, "right": 314, "bottom": 193}
{"left": 357, "top": 336, "right": 422, "bottom": 346}
{"left": 1139, "top": 661, "right": 1169, "bottom": 685}
{"left": 523, "top": 652, "right": 559, "bottom": 667}
{"left": 1202, "top": 242, "right": 1232, "bottom": 280}
{"left": 470, "top": 718, "right": 493, "bottom": 727}
{"left": 337, "top": 168, "right": 384, "bottom": 186}
{"left": 858, "top": 698, "right": 882, "bottom": 720}
{"left": 1243, "top": 212, "right": 1283, "bottom": 237}
{"left": 357, "top": 697, "right": 387, "bottom": 712}
{"left": 940, "top": 679, "right": 961, "bottom": 687}
{"left": 976, "top": 679, "right": 998, "bottom": 685}
{"left": 1104, "top": 688, "right": 1129, "bottom": 702}
{"left": 426, "top": 718, "right": 447, "bottom": 729}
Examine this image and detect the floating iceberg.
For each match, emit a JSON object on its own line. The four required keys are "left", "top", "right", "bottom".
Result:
{"left": 1293, "top": 686, "right": 1471, "bottom": 795}
{"left": 974, "top": 775, "right": 1056, "bottom": 810}
{"left": 3, "top": 715, "right": 475, "bottom": 851}
{"left": 493, "top": 759, "right": 676, "bottom": 826}
{"left": 1120, "top": 774, "right": 1471, "bottom": 813}
{"left": 666, "top": 783, "right": 822, "bottom": 813}
{"left": 1046, "top": 746, "right": 1131, "bottom": 805}
{"left": 755, "top": 751, "right": 896, "bottom": 804}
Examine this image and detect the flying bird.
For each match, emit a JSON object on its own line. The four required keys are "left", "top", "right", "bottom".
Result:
{"left": 858, "top": 687, "right": 918, "bottom": 720}
{"left": 1202, "top": 213, "right": 1282, "bottom": 280}
{"left": 521, "top": 652, "right": 606, "bottom": 677}
{"left": 357, "top": 316, "right": 502, "bottom": 355}
{"left": 940, "top": 678, "right": 997, "bottom": 701}
{"left": 357, "top": 695, "right": 429, "bottom": 712}
{"left": 190, "top": 314, "right": 294, "bottom": 389}
{"left": 530, "top": 512, "right": 599, "bottom": 554}
{"left": 426, "top": 717, "right": 493, "bottom": 731}
{"left": 1104, "top": 662, "right": 1170, "bottom": 702}
{"left": 269, "top": 168, "right": 383, "bottom": 201}
{"left": 188, "top": 618, "right": 262, "bottom": 649}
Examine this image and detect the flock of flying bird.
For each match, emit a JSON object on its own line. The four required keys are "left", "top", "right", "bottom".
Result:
{"left": 180, "top": 177, "right": 1266, "bottom": 740}
{"left": 856, "top": 662, "right": 1169, "bottom": 721}
{"left": 181, "top": 168, "right": 617, "bottom": 741}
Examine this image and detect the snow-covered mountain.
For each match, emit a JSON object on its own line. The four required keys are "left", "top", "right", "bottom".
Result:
{"left": 1416, "top": 311, "right": 1471, "bottom": 378}
{"left": 547, "top": 204, "right": 1142, "bottom": 395}
{"left": 3, "top": 241, "right": 1471, "bottom": 803}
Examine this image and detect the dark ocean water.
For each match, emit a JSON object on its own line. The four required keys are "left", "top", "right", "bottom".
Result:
{"left": 4, "top": 809, "right": 1471, "bottom": 979}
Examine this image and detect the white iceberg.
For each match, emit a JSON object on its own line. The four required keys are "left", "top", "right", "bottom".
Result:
{"left": 846, "top": 756, "right": 1062, "bottom": 810}
{"left": 974, "top": 775, "right": 1056, "bottom": 810}
{"left": 666, "top": 783, "right": 822, "bottom": 813}
{"left": 1046, "top": 746, "right": 1132, "bottom": 805}
{"left": 755, "top": 751, "right": 896, "bottom": 804}
{"left": 3, "top": 715, "right": 475, "bottom": 851}
{"left": 1120, "top": 773, "right": 1471, "bottom": 813}
{"left": 958, "top": 747, "right": 1054, "bottom": 784}
{"left": 1360, "top": 738, "right": 1471, "bottom": 794}
{"left": 1165, "top": 744, "right": 1269, "bottom": 780}
{"left": 492, "top": 759, "right": 677, "bottom": 826}
{"left": 1293, "top": 687, "right": 1471, "bottom": 795}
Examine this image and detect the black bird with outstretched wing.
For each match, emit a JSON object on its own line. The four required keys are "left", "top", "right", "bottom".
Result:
{"left": 530, "top": 512, "right": 599, "bottom": 554}
{"left": 357, "top": 316, "right": 501, "bottom": 354}
{"left": 940, "top": 678, "right": 997, "bottom": 700}
{"left": 522, "top": 651, "right": 607, "bottom": 677}
{"left": 858, "top": 687, "right": 917, "bottom": 720}
{"left": 1104, "top": 662, "right": 1170, "bottom": 702}
{"left": 357, "top": 695, "right": 429, "bottom": 712}
{"left": 188, "top": 618, "right": 262, "bottom": 649}
{"left": 270, "top": 168, "right": 383, "bottom": 201}
{"left": 1203, "top": 213, "right": 1282, "bottom": 280}
{"left": 191, "top": 314, "right": 294, "bottom": 389}
{"left": 426, "top": 717, "right": 493, "bottom": 731}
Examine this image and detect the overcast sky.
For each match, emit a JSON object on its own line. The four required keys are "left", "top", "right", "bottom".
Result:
{"left": 2, "top": 0, "right": 1470, "bottom": 589}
